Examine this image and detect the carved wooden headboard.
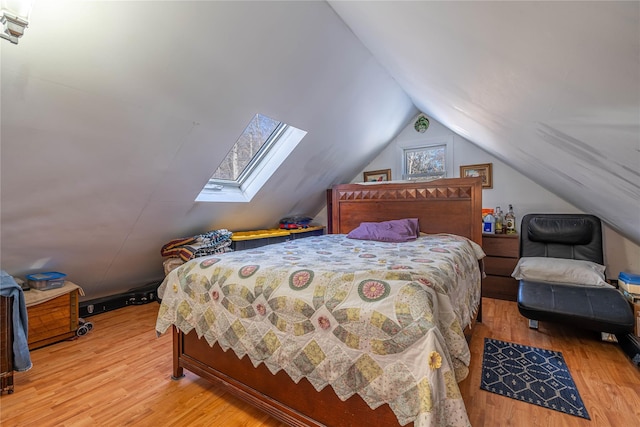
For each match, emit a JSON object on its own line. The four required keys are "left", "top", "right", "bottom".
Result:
{"left": 328, "top": 178, "right": 483, "bottom": 245}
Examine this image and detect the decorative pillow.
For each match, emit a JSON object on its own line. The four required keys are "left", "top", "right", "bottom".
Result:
{"left": 511, "top": 257, "right": 609, "bottom": 287}
{"left": 347, "top": 218, "right": 419, "bottom": 243}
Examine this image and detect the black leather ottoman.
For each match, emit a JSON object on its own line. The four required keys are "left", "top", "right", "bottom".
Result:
{"left": 517, "top": 281, "right": 634, "bottom": 334}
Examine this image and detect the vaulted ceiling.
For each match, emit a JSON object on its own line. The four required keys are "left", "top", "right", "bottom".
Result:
{"left": 330, "top": 0, "right": 639, "bottom": 243}
{"left": 1, "top": 1, "right": 638, "bottom": 298}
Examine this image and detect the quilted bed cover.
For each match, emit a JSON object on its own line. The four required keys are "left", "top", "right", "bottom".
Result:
{"left": 155, "top": 234, "right": 485, "bottom": 427}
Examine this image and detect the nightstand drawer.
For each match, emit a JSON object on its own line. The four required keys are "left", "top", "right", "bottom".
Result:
{"left": 483, "top": 276, "right": 519, "bottom": 301}
{"left": 484, "top": 257, "right": 519, "bottom": 277}
{"left": 482, "top": 235, "right": 519, "bottom": 257}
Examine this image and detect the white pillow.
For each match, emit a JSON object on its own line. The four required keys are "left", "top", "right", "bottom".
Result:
{"left": 511, "top": 257, "right": 610, "bottom": 287}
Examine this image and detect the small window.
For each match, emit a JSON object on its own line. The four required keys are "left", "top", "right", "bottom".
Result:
{"left": 196, "top": 114, "right": 306, "bottom": 202}
{"left": 403, "top": 144, "right": 446, "bottom": 180}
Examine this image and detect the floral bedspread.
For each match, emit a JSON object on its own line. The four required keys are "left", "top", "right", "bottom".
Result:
{"left": 156, "top": 234, "right": 485, "bottom": 427}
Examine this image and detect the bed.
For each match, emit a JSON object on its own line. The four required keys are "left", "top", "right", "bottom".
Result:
{"left": 155, "top": 178, "right": 483, "bottom": 427}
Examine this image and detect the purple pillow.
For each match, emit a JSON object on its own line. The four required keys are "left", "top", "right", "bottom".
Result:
{"left": 347, "top": 218, "right": 420, "bottom": 243}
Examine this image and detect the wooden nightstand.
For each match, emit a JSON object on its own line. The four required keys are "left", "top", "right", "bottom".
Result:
{"left": 482, "top": 234, "right": 519, "bottom": 301}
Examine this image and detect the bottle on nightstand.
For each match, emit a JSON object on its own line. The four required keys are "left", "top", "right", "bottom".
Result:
{"left": 505, "top": 204, "right": 516, "bottom": 234}
{"left": 483, "top": 211, "right": 496, "bottom": 234}
{"left": 495, "top": 206, "right": 504, "bottom": 234}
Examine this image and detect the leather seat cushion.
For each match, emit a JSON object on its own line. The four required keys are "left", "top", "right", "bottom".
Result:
{"left": 517, "top": 280, "right": 634, "bottom": 334}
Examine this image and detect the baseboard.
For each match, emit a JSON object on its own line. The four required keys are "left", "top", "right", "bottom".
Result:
{"left": 79, "top": 281, "right": 161, "bottom": 318}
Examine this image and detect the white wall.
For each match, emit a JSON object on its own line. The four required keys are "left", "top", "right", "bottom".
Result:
{"left": 318, "top": 114, "right": 640, "bottom": 279}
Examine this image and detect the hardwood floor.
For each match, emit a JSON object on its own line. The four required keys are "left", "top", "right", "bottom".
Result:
{"left": 1, "top": 298, "right": 638, "bottom": 426}
{"left": 460, "top": 298, "right": 640, "bottom": 427}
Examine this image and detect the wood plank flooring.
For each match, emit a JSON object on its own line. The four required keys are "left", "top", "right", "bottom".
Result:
{"left": 1, "top": 298, "right": 638, "bottom": 426}
{"left": 460, "top": 298, "right": 640, "bottom": 426}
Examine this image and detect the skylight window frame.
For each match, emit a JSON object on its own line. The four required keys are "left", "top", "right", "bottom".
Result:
{"left": 196, "top": 115, "right": 307, "bottom": 203}
{"left": 205, "top": 121, "right": 289, "bottom": 190}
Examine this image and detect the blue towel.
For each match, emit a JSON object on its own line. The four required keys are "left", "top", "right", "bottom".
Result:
{"left": 0, "top": 270, "right": 32, "bottom": 372}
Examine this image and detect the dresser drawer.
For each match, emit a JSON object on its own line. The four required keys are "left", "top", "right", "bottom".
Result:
{"left": 482, "top": 235, "right": 519, "bottom": 257}
{"left": 484, "top": 256, "right": 519, "bottom": 277}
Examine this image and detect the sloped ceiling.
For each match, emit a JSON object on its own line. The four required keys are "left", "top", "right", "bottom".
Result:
{"left": 0, "top": 1, "right": 415, "bottom": 298}
{"left": 329, "top": 0, "right": 640, "bottom": 245}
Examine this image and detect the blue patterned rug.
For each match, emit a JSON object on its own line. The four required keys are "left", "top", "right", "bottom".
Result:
{"left": 480, "top": 338, "right": 590, "bottom": 420}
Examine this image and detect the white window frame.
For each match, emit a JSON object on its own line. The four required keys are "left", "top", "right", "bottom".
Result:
{"left": 196, "top": 124, "right": 307, "bottom": 203}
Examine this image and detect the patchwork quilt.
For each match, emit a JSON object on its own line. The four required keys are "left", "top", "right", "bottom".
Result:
{"left": 156, "top": 234, "right": 484, "bottom": 427}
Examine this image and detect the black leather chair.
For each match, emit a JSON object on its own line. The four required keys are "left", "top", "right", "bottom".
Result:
{"left": 516, "top": 214, "right": 634, "bottom": 337}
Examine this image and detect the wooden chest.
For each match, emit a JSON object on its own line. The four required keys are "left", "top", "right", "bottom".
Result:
{"left": 26, "top": 289, "right": 79, "bottom": 350}
{"left": 482, "top": 234, "right": 520, "bottom": 301}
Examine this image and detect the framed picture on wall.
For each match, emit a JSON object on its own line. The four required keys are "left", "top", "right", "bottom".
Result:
{"left": 363, "top": 169, "right": 391, "bottom": 182}
{"left": 460, "top": 163, "right": 493, "bottom": 188}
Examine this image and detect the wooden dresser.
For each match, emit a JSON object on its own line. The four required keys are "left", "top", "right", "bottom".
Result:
{"left": 482, "top": 234, "right": 520, "bottom": 301}
{"left": 25, "top": 283, "right": 80, "bottom": 350}
{"left": 1, "top": 296, "right": 14, "bottom": 394}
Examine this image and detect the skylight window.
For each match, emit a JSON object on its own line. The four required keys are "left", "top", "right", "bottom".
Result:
{"left": 196, "top": 114, "right": 306, "bottom": 203}
{"left": 209, "top": 114, "right": 284, "bottom": 184}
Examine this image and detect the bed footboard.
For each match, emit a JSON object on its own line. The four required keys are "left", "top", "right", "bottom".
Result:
{"left": 171, "top": 314, "right": 480, "bottom": 427}
{"left": 172, "top": 327, "right": 403, "bottom": 427}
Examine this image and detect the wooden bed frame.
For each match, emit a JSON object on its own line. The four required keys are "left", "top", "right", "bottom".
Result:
{"left": 171, "top": 178, "right": 483, "bottom": 427}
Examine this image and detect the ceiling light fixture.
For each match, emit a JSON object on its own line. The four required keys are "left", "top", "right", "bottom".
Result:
{"left": 1, "top": 0, "right": 32, "bottom": 44}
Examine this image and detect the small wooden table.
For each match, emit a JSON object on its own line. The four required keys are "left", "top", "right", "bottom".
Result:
{"left": 24, "top": 282, "right": 83, "bottom": 350}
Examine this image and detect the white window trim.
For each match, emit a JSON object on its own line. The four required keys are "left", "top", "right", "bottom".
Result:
{"left": 196, "top": 126, "right": 307, "bottom": 203}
